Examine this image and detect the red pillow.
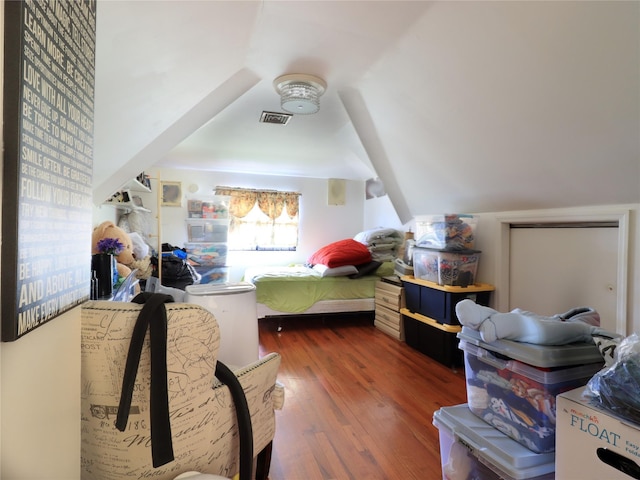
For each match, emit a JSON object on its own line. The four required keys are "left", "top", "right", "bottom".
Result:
{"left": 308, "top": 239, "right": 372, "bottom": 268}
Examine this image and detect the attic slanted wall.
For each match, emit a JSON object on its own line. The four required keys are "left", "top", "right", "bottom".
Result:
{"left": 339, "top": 88, "right": 412, "bottom": 224}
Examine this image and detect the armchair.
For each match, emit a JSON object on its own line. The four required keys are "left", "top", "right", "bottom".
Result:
{"left": 80, "top": 297, "right": 283, "bottom": 480}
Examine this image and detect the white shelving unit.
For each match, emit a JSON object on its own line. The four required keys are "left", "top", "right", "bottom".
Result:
{"left": 100, "top": 173, "right": 160, "bottom": 254}
{"left": 102, "top": 178, "right": 152, "bottom": 213}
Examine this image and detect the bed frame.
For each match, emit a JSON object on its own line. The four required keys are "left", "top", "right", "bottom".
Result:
{"left": 257, "top": 298, "right": 374, "bottom": 319}
{"left": 257, "top": 298, "right": 376, "bottom": 331}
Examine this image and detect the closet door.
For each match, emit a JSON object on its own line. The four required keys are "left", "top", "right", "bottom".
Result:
{"left": 509, "top": 224, "right": 618, "bottom": 332}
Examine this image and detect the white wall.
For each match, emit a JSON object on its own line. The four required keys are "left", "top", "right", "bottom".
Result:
{"left": 363, "top": 193, "right": 403, "bottom": 232}
{"left": 0, "top": 310, "right": 81, "bottom": 479}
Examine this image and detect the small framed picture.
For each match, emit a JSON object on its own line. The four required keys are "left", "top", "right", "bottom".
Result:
{"left": 161, "top": 181, "right": 182, "bottom": 206}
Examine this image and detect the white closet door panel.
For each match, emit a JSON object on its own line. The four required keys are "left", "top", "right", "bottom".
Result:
{"left": 509, "top": 226, "right": 618, "bottom": 332}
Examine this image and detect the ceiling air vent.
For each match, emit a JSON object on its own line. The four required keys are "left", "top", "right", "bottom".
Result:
{"left": 260, "top": 111, "right": 292, "bottom": 125}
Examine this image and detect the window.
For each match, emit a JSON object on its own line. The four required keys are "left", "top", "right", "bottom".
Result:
{"left": 215, "top": 186, "right": 300, "bottom": 251}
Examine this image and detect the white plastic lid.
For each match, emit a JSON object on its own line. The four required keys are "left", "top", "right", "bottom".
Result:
{"left": 433, "top": 404, "right": 555, "bottom": 479}
{"left": 458, "top": 326, "right": 603, "bottom": 368}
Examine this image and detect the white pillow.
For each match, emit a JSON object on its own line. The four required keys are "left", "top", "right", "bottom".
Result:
{"left": 312, "top": 264, "right": 359, "bottom": 277}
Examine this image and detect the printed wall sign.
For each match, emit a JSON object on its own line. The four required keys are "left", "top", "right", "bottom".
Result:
{"left": 2, "top": 0, "right": 97, "bottom": 341}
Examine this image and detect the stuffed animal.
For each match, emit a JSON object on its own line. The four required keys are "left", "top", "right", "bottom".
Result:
{"left": 92, "top": 221, "right": 154, "bottom": 285}
{"left": 91, "top": 221, "right": 135, "bottom": 280}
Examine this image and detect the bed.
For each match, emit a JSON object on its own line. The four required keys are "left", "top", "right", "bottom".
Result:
{"left": 245, "top": 233, "right": 402, "bottom": 322}
{"left": 244, "top": 262, "right": 395, "bottom": 320}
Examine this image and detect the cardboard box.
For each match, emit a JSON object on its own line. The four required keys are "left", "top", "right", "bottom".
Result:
{"left": 556, "top": 387, "right": 640, "bottom": 479}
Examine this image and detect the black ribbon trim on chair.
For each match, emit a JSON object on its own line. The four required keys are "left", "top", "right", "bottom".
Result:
{"left": 116, "top": 292, "right": 175, "bottom": 468}
{"left": 215, "top": 361, "right": 254, "bottom": 480}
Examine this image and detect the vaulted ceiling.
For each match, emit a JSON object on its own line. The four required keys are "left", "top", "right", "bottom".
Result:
{"left": 93, "top": 1, "right": 639, "bottom": 222}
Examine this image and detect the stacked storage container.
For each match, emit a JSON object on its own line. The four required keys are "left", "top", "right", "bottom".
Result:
{"left": 432, "top": 326, "right": 604, "bottom": 479}
{"left": 458, "top": 327, "right": 604, "bottom": 453}
{"left": 401, "top": 214, "right": 495, "bottom": 367}
{"left": 185, "top": 195, "right": 230, "bottom": 284}
{"left": 413, "top": 214, "right": 480, "bottom": 287}
{"left": 401, "top": 278, "right": 494, "bottom": 367}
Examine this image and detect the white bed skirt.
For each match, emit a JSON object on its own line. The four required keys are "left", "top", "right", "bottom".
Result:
{"left": 256, "top": 298, "right": 375, "bottom": 319}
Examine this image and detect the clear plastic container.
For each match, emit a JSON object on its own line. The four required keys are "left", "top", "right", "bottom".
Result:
{"left": 459, "top": 339, "right": 604, "bottom": 453}
{"left": 413, "top": 247, "right": 481, "bottom": 287}
{"left": 433, "top": 404, "right": 555, "bottom": 480}
{"left": 184, "top": 242, "right": 227, "bottom": 266}
{"left": 414, "top": 214, "right": 477, "bottom": 250}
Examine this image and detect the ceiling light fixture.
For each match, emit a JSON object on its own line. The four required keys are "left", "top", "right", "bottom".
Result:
{"left": 274, "top": 74, "right": 327, "bottom": 115}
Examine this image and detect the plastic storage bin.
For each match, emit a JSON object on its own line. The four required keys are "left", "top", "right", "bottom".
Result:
{"left": 192, "top": 265, "right": 229, "bottom": 284}
{"left": 419, "top": 283, "right": 491, "bottom": 325}
{"left": 403, "top": 280, "right": 421, "bottom": 313}
{"left": 187, "top": 199, "right": 229, "bottom": 219}
{"left": 401, "top": 277, "right": 494, "bottom": 325}
{"left": 414, "top": 214, "right": 477, "bottom": 250}
{"left": 411, "top": 247, "right": 439, "bottom": 283}
{"left": 413, "top": 247, "right": 481, "bottom": 287}
{"left": 433, "top": 404, "right": 555, "bottom": 480}
{"left": 458, "top": 326, "right": 605, "bottom": 368}
{"left": 402, "top": 310, "right": 463, "bottom": 367}
{"left": 185, "top": 242, "right": 228, "bottom": 266}
{"left": 458, "top": 328, "right": 604, "bottom": 453}
{"left": 186, "top": 220, "right": 228, "bottom": 243}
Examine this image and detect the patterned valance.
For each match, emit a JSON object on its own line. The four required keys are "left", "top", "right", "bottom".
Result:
{"left": 215, "top": 186, "right": 301, "bottom": 219}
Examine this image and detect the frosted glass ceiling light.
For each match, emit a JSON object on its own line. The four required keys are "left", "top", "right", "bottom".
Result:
{"left": 274, "top": 74, "right": 327, "bottom": 115}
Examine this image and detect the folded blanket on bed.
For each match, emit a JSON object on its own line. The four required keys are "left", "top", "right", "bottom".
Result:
{"left": 354, "top": 228, "right": 403, "bottom": 245}
{"left": 354, "top": 228, "right": 403, "bottom": 262}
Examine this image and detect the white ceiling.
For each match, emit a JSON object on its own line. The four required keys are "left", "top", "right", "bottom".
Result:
{"left": 93, "top": 1, "right": 639, "bottom": 221}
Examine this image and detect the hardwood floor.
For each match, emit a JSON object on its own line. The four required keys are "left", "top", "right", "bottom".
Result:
{"left": 258, "top": 315, "right": 468, "bottom": 480}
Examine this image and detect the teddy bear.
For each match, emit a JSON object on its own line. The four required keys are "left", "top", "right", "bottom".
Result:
{"left": 91, "top": 221, "right": 153, "bottom": 284}
{"left": 92, "top": 221, "right": 134, "bottom": 278}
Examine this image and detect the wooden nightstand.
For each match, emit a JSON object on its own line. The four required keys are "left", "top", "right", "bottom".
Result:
{"left": 374, "top": 279, "right": 405, "bottom": 340}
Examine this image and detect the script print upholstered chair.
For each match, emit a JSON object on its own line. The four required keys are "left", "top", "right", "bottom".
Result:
{"left": 81, "top": 296, "right": 284, "bottom": 480}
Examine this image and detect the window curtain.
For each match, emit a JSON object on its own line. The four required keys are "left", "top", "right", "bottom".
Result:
{"left": 215, "top": 187, "right": 301, "bottom": 250}
{"left": 215, "top": 187, "right": 300, "bottom": 219}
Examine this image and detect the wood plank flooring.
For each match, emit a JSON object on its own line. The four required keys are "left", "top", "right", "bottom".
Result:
{"left": 258, "top": 315, "right": 468, "bottom": 480}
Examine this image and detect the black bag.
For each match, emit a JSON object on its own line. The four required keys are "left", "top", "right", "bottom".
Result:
{"left": 151, "top": 254, "right": 198, "bottom": 290}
